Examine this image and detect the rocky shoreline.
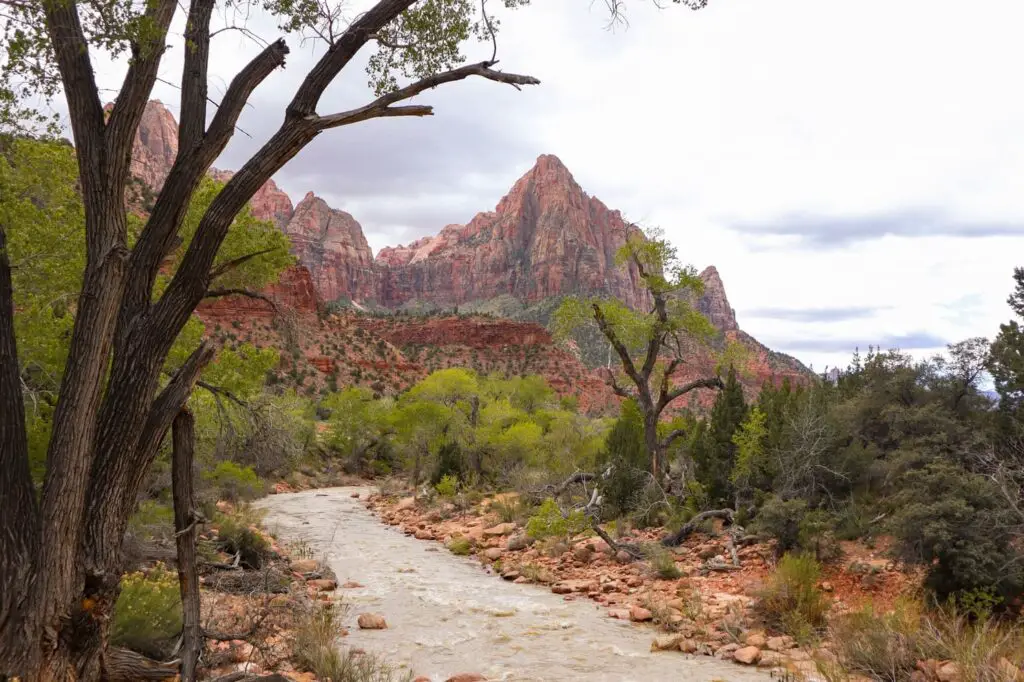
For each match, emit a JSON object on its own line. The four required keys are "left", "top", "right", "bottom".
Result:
{"left": 361, "top": 489, "right": 917, "bottom": 682}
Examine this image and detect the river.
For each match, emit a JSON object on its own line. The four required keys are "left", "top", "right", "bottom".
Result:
{"left": 258, "top": 486, "right": 772, "bottom": 682}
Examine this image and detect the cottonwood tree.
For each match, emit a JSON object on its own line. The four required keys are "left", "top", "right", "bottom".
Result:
{"left": 0, "top": 0, "right": 712, "bottom": 677}
{"left": 555, "top": 227, "right": 735, "bottom": 480}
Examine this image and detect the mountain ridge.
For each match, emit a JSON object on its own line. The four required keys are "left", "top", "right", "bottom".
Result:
{"left": 132, "top": 100, "right": 810, "bottom": 392}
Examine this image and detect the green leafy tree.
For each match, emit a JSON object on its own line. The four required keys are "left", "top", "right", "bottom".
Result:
{"left": 0, "top": 0, "right": 711, "bottom": 675}
{"left": 322, "top": 387, "right": 392, "bottom": 468}
{"left": 554, "top": 227, "right": 731, "bottom": 479}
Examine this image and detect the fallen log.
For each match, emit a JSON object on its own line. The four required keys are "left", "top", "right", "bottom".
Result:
{"left": 660, "top": 508, "right": 735, "bottom": 547}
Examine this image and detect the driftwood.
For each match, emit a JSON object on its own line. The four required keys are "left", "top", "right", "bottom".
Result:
{"left": 590, "top": 520, "right": 644, "bottom": 561}
{"left": 661, "top": 508, "right": 735, "bottom": 547}
{"left": 172, "top": 409, "right": 202, "bottom": 682}
{"left": 104, "top": 647, "right": 180, "bottom": 681}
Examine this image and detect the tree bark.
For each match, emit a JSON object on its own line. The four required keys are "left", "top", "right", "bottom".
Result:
{"left": 172, "top": 410, "right": 201, "bottom": 682}
{"left": 0, "top": 226, "right": 40, "bottom": 677}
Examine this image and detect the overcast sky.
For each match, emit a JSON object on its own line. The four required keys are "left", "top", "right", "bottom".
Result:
{"left": 83, "top": 0, "right": 1024, "bottom": 373}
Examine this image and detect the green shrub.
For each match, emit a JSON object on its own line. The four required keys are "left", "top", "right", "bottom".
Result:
{"left": 754, "top": 552, "right": 830, "bottom": 644}
{"left": 202, "top": 461, "right": 265, "bottom": 502}
{"left": 889, "top": 462, "right": 1024, "bottom": 604}
{"left": 215, "top": 505, "right": 271, "bottom": 568}
{"left": 752, "top": 495, "right": 808, "bottom": 554}
{"left": 434, "top": 474, "right": 459, "bottom": 499}
{"left": 446, "top": 536, "right": 472, "bottom": 556}
{"left": 525, "top": 498, "right": 588, "bottom": 541}
{"left": 644, "top": 543, "right": 682, "bottom": 580}
{"left": 111, "top": 563, "right": 182, "bottom": 659}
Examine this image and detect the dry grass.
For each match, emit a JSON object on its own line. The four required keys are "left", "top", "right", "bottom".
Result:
{"left": 753, "top": 552, "right": 831, "bottom": 644}
{"left": 824, "top": 598, "right": 1024, "bottom": 682}
{"left": 292, "top": 602, "right": 412, "bottom": 682}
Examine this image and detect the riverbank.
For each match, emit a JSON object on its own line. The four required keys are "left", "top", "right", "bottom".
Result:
{"left": 258, "top": 486, "right": 776, "bottom": 682}
{"left": 360, "top": 486, "right": 921, "bottom": 681}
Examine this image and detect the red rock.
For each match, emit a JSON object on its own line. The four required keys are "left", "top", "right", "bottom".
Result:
{"left": 357, "top": 613, "right": 387, "bottom": 629}
{"left": 733, "top": 646, "right": 761, "bottom": 665}
{"left": 307, "top": 579, "right": 337, "bottom": 591}
{"left": 445, "top": 675, "right": 486, "bottom": 682}
{"left": 285, "top": 192, "right": 381, "bottom": 303}
{"left": 629, "top": 605, "right": 653, "bottom": 622}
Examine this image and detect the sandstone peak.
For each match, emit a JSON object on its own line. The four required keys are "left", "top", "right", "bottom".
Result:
{"left": 697, "top": 265, "right": 738, "bottom": 332}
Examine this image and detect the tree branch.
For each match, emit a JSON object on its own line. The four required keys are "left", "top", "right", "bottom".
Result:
{"left": 315, "top": 61, "right": 540, "bottom": 130}
{"left": 209, "top": 248, "right": 279, "bottom": 281}
{"left": 41, "top": 1, "right": 105, "bottom": 185}
{"left": 592, "top": 302, "right": 644, "bottom": 391}
{"left": 179, "top": 0, "right": 217, "bottom": 153}
{"left": 203, "top": 288, "right": 277, "bottom": 311}
{"left": 660, "top": 428, "right": 687, "bottom": 450}
{"left": 106, "top": 0, "right": 178, "bottom": 185}
{"left": 121, "top": 37, "right": 291, "bottom": 334}
{"left": 658, "top": 376, "right": 724, "bottom": 412}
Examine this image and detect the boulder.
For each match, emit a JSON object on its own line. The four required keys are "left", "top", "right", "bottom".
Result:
{"left": 396, "top": 496, "right": 416, "bottom": 511}
{"left": 357, "top": 613, "right": 387, "bottom": 629}
{"left": 629, "top": 605, "right": 653, "bottom": 622}
{"left": 307, "top": 579, "right": 336, "bottom": 592}
{"left": 766, "top": 636, "right": 788, "bottom": 651}
{"left": 506, "top": 533, "right": 534, "bottom": 551}
{"left": 733, "top": 646, "right": 762, "bottom": 665}
{"left": 758, "top": 650, "right": 785, "bottom": 668}
{"left": 414, "top": 529, "right": 434, "bottom": 540}
{"left": 936, "top": 662, "right": 962, "bottom": 682}
{"left": 482, "top": 548, "right": 503, "bottom": 561}
{"left": 482, "top": 523, "right": 516, "bottom": 537}
{"left": 445, "top": 675, "right": 486, "bottom": 682}
{"left": 678, "top": 638, "right": 698, "bottom": 654}
{"left": 607, "top": 608, "right": 631, "bottom": 620}
{"left": 745, "top": 632, "right": 768, "bottom": 648}
{"left": 615, "top": 550, "right": 633, "bottom": 564}
{"left": 291, "top": 559, "right": 318, "bottom": 574}
{"left": 651, "top": 635, "right": 684, "bottom": 652}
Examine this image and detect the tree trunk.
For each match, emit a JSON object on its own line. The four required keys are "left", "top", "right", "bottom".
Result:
{"left": 0, "top": 226, "right": 40, "bottom": 677}
{"left": 644, "top": 411, "right": 662, "bottom": 479}
{"left": 173, "top": 409, "right": 201, "bottom": 682}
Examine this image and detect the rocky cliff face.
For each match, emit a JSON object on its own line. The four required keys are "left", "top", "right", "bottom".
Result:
{"left": 128, "top": 100, "right": 178, "bottom": 191}
{"left": 284, "top": 192, "right": 381, "bottom": 303}
{"left": 376, "top": 154, "right": 649, "bottom": 310}
{"left": 696, "top": 266, "right": 738, "bottom": 332}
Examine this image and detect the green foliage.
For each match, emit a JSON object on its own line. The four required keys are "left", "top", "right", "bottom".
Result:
{"left": 202, "top": 461, "right": 265, "bottom": 502}
{"left": 754, "top": 553, "right": 830, "bottom": 644}
{"left": 644, "top": 544, "right": 682, "bottom": 580}
{"left": 111, "top": 564, "right": 182, "bottom": 659}
{"left": 525, "top": 498, "right": 588, "bottom": 541}
{"left": 889, "top": 461, "right": 1024, "bottom": 603}
{"left": 446, "top": 535, "right": 473, "bottom": 556}
{"left": 692, "top": 365, "right": 747, "bottom": 504}
{"left": 214, "top": 506, "right": 271, "bottom": 569}
{"left": 434, "top": 473, "right": 459, "bottom": 498}
{"left": 128, "top": 500, "right": 175, "bottom": 542}
{"left": 600, "top": 399, "right": 650, "bottom": 516}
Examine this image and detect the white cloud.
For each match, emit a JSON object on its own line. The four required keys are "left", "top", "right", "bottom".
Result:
{"left": 74, "top": 0, "right": 1024, "bottom": 371}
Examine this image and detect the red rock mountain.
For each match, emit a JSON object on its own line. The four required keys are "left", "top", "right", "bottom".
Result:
{"left": 131, "top": 100, "right": 809, "bottom": 399}
{"left": 375, "top": 154, "right": 649, "bottom": 309}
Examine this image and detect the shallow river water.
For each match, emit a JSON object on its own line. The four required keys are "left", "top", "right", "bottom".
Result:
{"left": 258, "top": 487, "right": 771, "bottom": 682}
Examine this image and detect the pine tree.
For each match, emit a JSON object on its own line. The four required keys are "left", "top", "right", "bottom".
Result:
{"left": 694, "top": 365, "right": 748, "bottom": 505}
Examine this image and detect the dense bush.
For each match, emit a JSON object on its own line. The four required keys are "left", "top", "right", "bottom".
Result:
{"left": 889, "top": 462, "right": 1024, "bottom": 603}
{"left": 215, "top": 505, "right": 272, "bottom": 568}
{"left": 111, "top": 564, "right": 182, "bottom": 659}
{"left": 202, "top": 460, "right": 264, "bottom": 502}
{"left": 525, "top": 498, "right": 588, "bottom": 541}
